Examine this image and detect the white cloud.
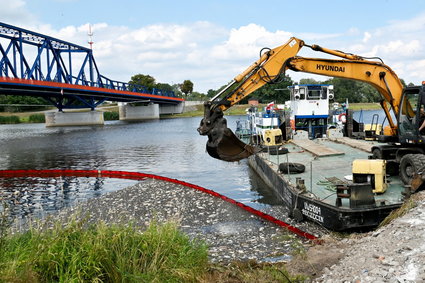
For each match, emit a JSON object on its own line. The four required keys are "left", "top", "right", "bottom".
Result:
{"left": 211, "top": 24, "right": 292, "bottom": 60}
{"left": 362, "top": 32, "right": 371, "bottom": 43}
{"left": 0, "top": 0, "right": 37, "bottom": 26}
{"left": 1, "top": 1, "right": 425, "bottom": 92}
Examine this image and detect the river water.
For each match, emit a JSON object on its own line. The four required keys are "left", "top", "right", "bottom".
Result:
{"left": 0, "top": 109, "right": 386, "bottom": 220}
{"left": 0, "top": 115, "right": 278, "bottom": 220}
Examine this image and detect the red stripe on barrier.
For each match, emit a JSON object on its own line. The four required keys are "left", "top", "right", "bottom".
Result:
{"left": 0, "top": 169, "right": 320, "bottom": 242}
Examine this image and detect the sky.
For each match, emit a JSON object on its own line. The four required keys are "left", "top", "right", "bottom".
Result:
{"left": 1, "top": 0, "right": 425, "bottom": 93}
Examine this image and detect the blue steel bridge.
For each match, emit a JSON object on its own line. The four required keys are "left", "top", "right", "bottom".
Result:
{"left": 0, "top": 22, "right": 184, "bottom": 111}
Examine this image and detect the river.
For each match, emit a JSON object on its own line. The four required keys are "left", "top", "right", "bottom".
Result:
{"left": 0, "top": 109, "right": 387, "bottom": 220}
{"left": 0, "top": 115, "right": 277, "bottom": 220}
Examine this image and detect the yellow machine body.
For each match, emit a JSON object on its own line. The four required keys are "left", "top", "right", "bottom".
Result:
{"left": 352, "top": 159, "right": 387, "bottom": 193}
{"left": 263, "top": 129, "right": 283, "bottom": 146}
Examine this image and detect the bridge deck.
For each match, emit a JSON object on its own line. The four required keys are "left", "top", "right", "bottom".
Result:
{"left": 0, "top": 77, "right": 183, "bottom": 104}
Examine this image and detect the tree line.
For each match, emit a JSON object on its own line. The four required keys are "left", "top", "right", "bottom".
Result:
{"left": 0, "top": 73, "right": 414, "bottom": 111}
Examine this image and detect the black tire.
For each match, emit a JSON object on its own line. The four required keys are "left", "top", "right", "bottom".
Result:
{"left": 279, "top": 162, "right": 305, "bottom": 174}
{"left": 399, "top": 154, "right": 425, "bottom": 184}
{"left": 372, "top": 148, "right": 382, "bottom": 159}
{"left": 269, "top": 147, "right": 289, "bottom": 155}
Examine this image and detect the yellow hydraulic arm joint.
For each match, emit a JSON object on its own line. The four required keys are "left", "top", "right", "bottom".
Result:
{"left": 214, "top": 37, "right": 305, "bottom": 111}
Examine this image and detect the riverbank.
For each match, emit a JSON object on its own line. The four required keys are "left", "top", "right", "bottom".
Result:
{"left": 0, "top": 102, "right": 382, "bottom": 123}
{"left": 306, "top": 191, "right": 425, "bottom": 282}
{"left": 15, "top": 178, "right": 308, "bottom": 264}
{"left": 6, "top": 178, "right": 310, "bottom": 281}
{"left": 8, "top": 176, "right": 424, "bottom": 282}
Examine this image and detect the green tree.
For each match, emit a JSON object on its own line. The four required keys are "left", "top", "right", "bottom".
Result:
{"left": 172, "top": 84, "right": 183, "bottom": 97}
{"left": 206, "top": 89, "right": 217, "bottom": 98}
{"left": 249, "top": 75, "right": 294, "bottom": 103}
{"left": 321, "top": 78, "right": 380, "bottom": 103}
{"left": 0, "top": 95, "right": 48, "bottom": 112}
{"left": 299, "top": 78, "right": 320, "bottom": 85}
{"left": 128, "top": 74, "right": 156, "bottom": 91}
{"left": 180, "top": 80, "right": 193, "bottom": 96}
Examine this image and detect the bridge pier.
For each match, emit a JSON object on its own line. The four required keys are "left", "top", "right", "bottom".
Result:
{"left": 119, "top": 103, "right": 160, "bottom": 121}
{"left": 45, "top": 111, "right": 104, "bottom": 127}
{"left": 159, "top": 102, "right": 184, "bottom": 115}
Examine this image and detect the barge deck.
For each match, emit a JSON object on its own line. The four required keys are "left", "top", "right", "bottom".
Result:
{"left": 248, "top": 138, "right": 405, "bottom": 231}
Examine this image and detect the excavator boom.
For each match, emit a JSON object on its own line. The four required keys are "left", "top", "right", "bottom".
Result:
{"left": 198, "top": 37, "right": 405, "bottom": 161}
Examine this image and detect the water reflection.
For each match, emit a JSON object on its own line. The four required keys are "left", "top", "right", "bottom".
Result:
{"left": 0, "top": 116, "right": 270, "bottom": 219}
{"left": 0, "top": 176, "right": 139, "bottom": 218}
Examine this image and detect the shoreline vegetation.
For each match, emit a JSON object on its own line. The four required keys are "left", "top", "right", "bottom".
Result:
{"left": 0, "top": 102, "right": 382, "bottom": 124}
{"left": 0, "top": 217, "right": 304, "bottom": 282}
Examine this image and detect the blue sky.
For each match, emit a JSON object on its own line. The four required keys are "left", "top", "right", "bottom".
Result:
{"left": 1, "top": 0, "right": 425, "bottom": 92}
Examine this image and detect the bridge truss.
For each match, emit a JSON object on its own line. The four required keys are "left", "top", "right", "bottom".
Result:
{"left": 0, "top": 22, "right": 177, "bottom": 110}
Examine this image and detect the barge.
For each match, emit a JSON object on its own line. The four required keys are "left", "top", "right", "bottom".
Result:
{"left": 240, "top": 85, "right": 406, "bottom": 231}
{"left": 248, "top": 137, "right": 405, "bottom": 231}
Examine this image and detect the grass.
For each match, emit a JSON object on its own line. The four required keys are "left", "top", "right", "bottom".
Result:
{"left": 0, "top": 115, "right": 21, "bottom": 124}
{"left": 0, "top": 218, "right": 209, "bottom": 282}
{"left": 0, "top": 205, "right": 307, "bottom": 282}
{"left": 379, "top": 196, "right": 418, "bottom": 227}
{"left": 28, "top": 114, "right": 46, "bottom": 123}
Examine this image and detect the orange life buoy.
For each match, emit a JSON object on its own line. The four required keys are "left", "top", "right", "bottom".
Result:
{"left": 338, "top": 113, "right": 346, "bottom": 123}
{"left": 290, "top": 119, "right": 295, "bottom": 130}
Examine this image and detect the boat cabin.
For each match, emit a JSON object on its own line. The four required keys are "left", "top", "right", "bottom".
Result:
{"left": 287, "top": 84, "right": 334, "bottom": 139}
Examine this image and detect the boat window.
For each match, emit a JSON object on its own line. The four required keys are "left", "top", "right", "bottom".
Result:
{"left": 321, "top": 87, "right": 328, "bottom": 99}
{"left": 299, "top": 88, "right": 305, "bottom": 100}
{"left": 307, "top": 89, "right": 321, "bottom": 100}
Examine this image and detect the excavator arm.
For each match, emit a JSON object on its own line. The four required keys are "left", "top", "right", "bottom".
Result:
{"left": 210, "top": 37, "right": 305, "bottom": 111}
{"left": 287, "top": 56, "right": 404, "bottom": 131}
{"left": 198, "top": 37, "right": 405, "bottom": 161}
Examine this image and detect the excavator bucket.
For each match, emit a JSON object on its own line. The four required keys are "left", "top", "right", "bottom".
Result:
{"left": 197, "top": 102, "right": 258, "bottom": 162}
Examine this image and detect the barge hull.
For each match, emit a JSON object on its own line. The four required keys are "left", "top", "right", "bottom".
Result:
{"left": 248, "top": 154, "right": 402, "bottom": 231}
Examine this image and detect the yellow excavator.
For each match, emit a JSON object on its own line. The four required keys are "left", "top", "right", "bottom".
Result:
{"left": 198, "top": 37, "right": 425, "bottom": 187}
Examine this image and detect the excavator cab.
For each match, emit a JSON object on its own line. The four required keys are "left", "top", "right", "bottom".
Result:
{"left": 398, "top": 85, "right": 425, "bottom": 144}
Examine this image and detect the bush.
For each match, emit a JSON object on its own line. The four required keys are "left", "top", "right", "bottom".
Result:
{"left": 28, "top": 114, "right": 45, "bottom": 123}
{"left": 0, "top": 116, "right": 20, "bottom": 124}
{"left": 0, "top": 220, "right": 208, "bottom": 282}
{"left": 103, "top": 111, "right": 119, "bottom": 120}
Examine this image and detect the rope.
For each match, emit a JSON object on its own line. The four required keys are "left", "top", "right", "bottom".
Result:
{"left": 0, "top": 169, "right": 320, "bottom": 242}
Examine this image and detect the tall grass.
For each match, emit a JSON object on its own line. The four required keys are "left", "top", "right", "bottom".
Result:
{"left": 0, "top": 219, "right": 208, "bottom": 282}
